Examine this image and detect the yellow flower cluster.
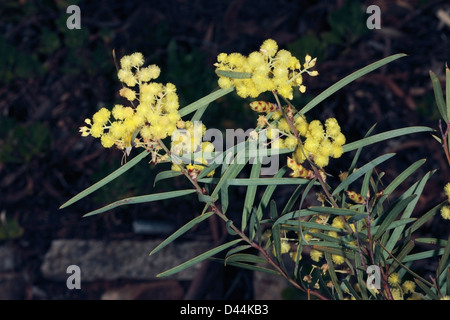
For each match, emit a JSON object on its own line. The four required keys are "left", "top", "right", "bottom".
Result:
{"left": 291, "top": 117, "right": 346, "bottom": 168}
{"left": 270, "top": 213, "right": 356, "bottom": 268}
{"left": 170, "top": 121, "right": 215, "bottom": 179}
{"left": 79, "top": 52, "right": 181, "bottom": 151}
{"left": 214, "top": 39, "right": 318, "bottom": 99}
{"left": 248, "top": 99, "right": 345, "bottom": 171}
{"left": 441, "top": 183, "right": 450, "bottom": 220}
{"left": 386, "top": 273, "right": 421, "bottom": 300}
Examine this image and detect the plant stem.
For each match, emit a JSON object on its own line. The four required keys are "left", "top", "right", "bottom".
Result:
{"left": 364, "top": 201, "right": 375, "bottom": 264}
{"left": 440, "top": 121, "right": 450, "bottom": 168}
{"left": 272, "top": 91, "right": 339, "bottom": 209}
{"left": 381, "top": 267, "right": 394, "bottom": 300}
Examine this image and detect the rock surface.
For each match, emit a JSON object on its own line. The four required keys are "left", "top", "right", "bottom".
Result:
{"left": 0, "top": 244, "right": 28, "bottom": 299}
{"left": 40, "top": 239, "right": 212, "bottom": 282}
{"left": 0, "top": 244, "right": 20, "bottom": 272}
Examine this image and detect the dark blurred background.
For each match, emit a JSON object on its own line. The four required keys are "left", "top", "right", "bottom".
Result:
{"left": 0, "top": 0, "right": 449, "bottom": 300}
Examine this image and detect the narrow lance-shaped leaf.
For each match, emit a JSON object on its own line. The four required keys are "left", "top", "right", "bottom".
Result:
{"left": 248, "top": 208, "right": 260, "bottom": 242}
{"left": 281, "top": 220, "right": 341, "bottom": 233}
{"left": 360, "top": 168, "right": 373, "bottom": 202}
{"left": 242, "top": 162, "right": 262, "bottom": 231}
{"left": 200, "top": 144, "right": 250, "bottom": 214}
{"left": 415, "top": 238, "right": 448, "bottom": 247}
{"left": 226, "top": 177, "right": 313, "bottom": 186}
{"left": 296, "top": 179, "right": 316, "bottom": 244}
{"left": 414, "top": 279, "right": 439, "bottom": 300}
{"left": 354, "top": 252, "right": 369, "bottom": 300}
{"left": 271, "top": 221, "right": 283, "bottom": 265}
{"left": 388, "top": 240, "right": 415, "bottom": 273}
{"left": 225, "top": 245, "right": 252, "bottom": 258}
{"left": 343, "top": 279, "right": 361, "bottom": 300}
{"left": 83, "top": 189, "right": 197, "bottom": 217}
{"left": 255, "top": 166, "right": 288, "bottom": 220}
{"left": 362, "top": 218, "right": 416, "bottom": 236}
{"left": 384, "top": 170, "right": 434, "bottom": 256}
{"left": 209, "top": 257, "right": 281, "bottom": 276}
{"left": 269, "top": 199, "right": 278, "bottom": 220}
{"left": 373, "top": 195, "right": 416, "bottom": 242}
{"left": 348, "top": 123, "right": 377, "bottom": 174}
{"left": 154, "top": 170, "right": 183, "bottom": 187}
{"left": 325, "top": 253, "right": 344, "bottom": 299}
{"left": 60, "top": 150, "right": 150, "bottom": 209}
{"left": 446, "top": 65, "right": 450, "bottom": 123}
{"left": 342, "top": 127, "right": 434, "bottom": 153}
{"left": 178, "top": 87, "right": 234, "bottom": 117}
{"left": 272, "top": 208, "right": 317, "bottom": 227}
{"left": 225, "top": 253, "right": 267, "bottom": 265}
{"left": 222, "top": 162, "right": 247, "bottom": 214}
{"left": 215, "top": 70, "right": 252, "bottom": 79}
{"left": 332, "top": 153, "right": 396, "bottom": 196}
{"left": 430, "top": 70, "right": 448, "bottom": 123}
{"left": 191, "top": 103, "right": 209, "bottom": 122}
{"left": 379, "top": 242, "right": 433, "bottom": 287}
{"left": 308, "top": 206, "right": 367, "bottom": 217}
{"left": 225, "top": 220, "right": 238, "bottom": 236}
{"left": 149, "top": 212, "right": 214, "bottom": 256}
{"left": 383, "top": 159, "right": 426, "bottom": 196}
{"left": 211, "top": 143, "right": 250, "bottom": 200}
{"left": 446, "top": 268, "right": 450, "bottom": 296}
{"left": 408, "top": 202, "right": 446, "bottom": 234}
{"left": 156, "top": 239, "right": 242, "bottom": 278}
{"left": 438, "top": 235, "right": 450, "bottom": 277}
{"left": 281, "top": 184, "right": 304, "bottom": 216}
{"left": 299, "top": 53, "right": 407, "bottom": 115}
{"left": 390, "top": 248, "right": 446, "bottom": 263}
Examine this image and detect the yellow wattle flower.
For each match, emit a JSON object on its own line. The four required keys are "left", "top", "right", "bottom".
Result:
{"left": 215, "top": 39, "right": 318, "bottom": 100}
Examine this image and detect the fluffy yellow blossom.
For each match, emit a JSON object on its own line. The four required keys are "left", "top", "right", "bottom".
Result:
{"left": 118, "top": 69, "right": 137, "bottom": 87}
{"left": 170, "top": 122, "right": 215, "bottom": 178}
{"left": 441, "top": 183, "right": 450, "bottom": 220}
{"left": 100, "top": 133, "right": 115, "bottom": 148}
{"left": 332, "top": 254, "right": 345, "bottom": 265}
{"left": 310, "top": 249, "right": 323, "bottom": 262}
{"left": 291, "top": 117, "right": 345, "bottom": 169}
{"left": 129, "top": 52, "right": 144, "bottom": 68}
{"left": 80, "top": 52, "right": 182, "bottom": 162}
{"left": 215, "top": 39, "right": 318, "bottom": 99}
{"left": 294, "top": 115, "right": 309, "bottom": 136}
{"left": 260, "top": 39, "right": 278, "bottom": 57}
{"left": 445, "top": 183, "right": 450, "bottom": 200}
{"left": 391, "top": 288, "right": 403, "bottom": 300}
{"left": 119, "top": 88, "right": 137, "bottom": 102}
{"left": 272, "top": 240, "right": 291, "bottom": 256}
{"left": 92, "top": 108, "right": 110, "bottom": 125}
{"left": 388, "top": 273, "right": 401, "bottom": 286}
{"left": 402, "top": 280, "right": 416, "bottom": 294}
{"left": 284, "top": 136, "right": 298, "bottom": 149}
{"left": 89, "top": 123, "right": 104, "bottom": 138}
{"left": 253, "top": 102, "right": 346, "bottom": 173}
{"left": 441, "top": 205, "right": 450, "bottom": 220}
{"left": 332, "top": 217, "right": 346, "bottom": 229}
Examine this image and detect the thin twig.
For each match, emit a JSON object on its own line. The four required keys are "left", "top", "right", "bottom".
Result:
{"left": 439, "top": 120, "right": 450, "bottom": 167}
